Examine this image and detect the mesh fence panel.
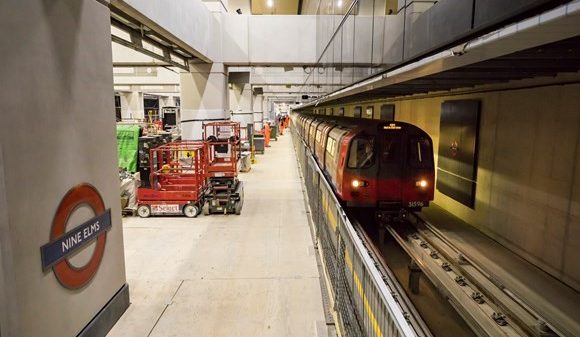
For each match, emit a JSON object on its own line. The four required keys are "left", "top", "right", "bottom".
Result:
{"left": 292, "top": 131, "right": 411, "bottom": 337}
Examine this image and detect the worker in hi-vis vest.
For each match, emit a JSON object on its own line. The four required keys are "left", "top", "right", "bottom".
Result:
{"left": 264, "top": 122, "right": 271, "bottom": 147}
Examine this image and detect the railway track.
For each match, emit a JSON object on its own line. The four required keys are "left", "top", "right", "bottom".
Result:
{"left": 293, "top": 130, "right": 572, "bottom": 337}
{"left": 350, "top": 210, "right": 564, "bottom": 337}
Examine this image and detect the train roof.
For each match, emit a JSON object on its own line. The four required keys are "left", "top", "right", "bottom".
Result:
{"left": 296, "top": 112, "right": 425, "bottom": 132}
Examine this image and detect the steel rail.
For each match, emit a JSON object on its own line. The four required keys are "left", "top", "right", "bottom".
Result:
{"left": 385, "top": 222, "right": 529, "bottom": 337}
{"left": 406, "top": 213, "right": 565, "bottom": 337}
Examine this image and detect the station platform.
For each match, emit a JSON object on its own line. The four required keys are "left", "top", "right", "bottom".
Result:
{"left": 107, "top": 134, "right": 329, "bottom": 337}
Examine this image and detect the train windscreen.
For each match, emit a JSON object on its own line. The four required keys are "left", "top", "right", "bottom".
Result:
{"left": 381, "top": 132, "right": 401, "bottom": 164}
{"left": 408, "top": 137, "right": 433, "bottom": 168}
{"left": 348, "top": 136, "right": 375, "bottom": 168}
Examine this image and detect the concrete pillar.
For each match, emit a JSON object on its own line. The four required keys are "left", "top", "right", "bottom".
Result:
{"left": 0, "top": 1, "right": 128, "bottom": 337}
{"left": 180, "top": 63, "right": 228, "bottom": 140}
{"left": 159, "top": 96, "right": 176, "bottom": 110}
{"left": 119, "top": 94, "right": 131, "bottom": 120}
{"left": 165, "top": 96, "right": 177, "bottom": 107}
{"left": 253, "top": 93, "right": 264, "bottom": 131}
{"left": 230, "top": 82, "right": 254, "bottom": 131}
{"left": 267, "top": 99, "right": 276, "bottom": 122}
{"left": 126, "top": 90, "right": 144, "bottom": 120}
{"left": 230, "top": 83, "right": 252, "bottom": 112}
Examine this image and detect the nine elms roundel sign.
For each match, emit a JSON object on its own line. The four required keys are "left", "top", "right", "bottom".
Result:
{"left": 40, "top": 183, "right": 112, "bottom": 289}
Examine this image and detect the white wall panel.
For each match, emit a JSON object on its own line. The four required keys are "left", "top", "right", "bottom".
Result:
{"left": 221, "top": 15, "right": 250, "bottom": 63}
{"left": 383, "top": 12, "right": 405, "bottom": 65}
{"left": 248, "top": 16, "right": 317, "bottom": 64}
{"left": 341, "top": 15, "right": 355, "bottom": 65}
{"left": 120, "top": 0, "right": 218, "bottom": 60}
{"left": 353, "top": 15, "right": 373, "bottom": 64}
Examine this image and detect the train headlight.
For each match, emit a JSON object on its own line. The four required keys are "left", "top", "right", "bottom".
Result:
{"left": 416, "top": 180, "right": 428, "bottom": 188}
{"left": 352, "top": 179, "right": 368, "bottom": 188}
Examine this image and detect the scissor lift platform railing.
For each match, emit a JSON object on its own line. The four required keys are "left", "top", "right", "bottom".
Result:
{"left": 137, "top": 141, "right": 207, "bottom": 218}
{"left": 202, "top": 121, "right": 244, "bottom": 215}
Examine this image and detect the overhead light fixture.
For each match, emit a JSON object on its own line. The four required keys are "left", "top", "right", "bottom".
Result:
{"left": 337, "top": 0, "right": 343, "bottom": 7}
{"left": 267, "top": 0, "right": 273, "bottom": 8}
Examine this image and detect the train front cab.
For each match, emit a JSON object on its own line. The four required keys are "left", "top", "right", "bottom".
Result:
{"left": 341, "top": 122, "right": 435, "bottom": 211}
{"left": 377, "top": 122, "right": 434, "bottom": 210}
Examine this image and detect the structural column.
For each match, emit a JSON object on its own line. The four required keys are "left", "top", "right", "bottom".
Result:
{"left": 0, "top": 1, "right": 128, "bottom": 337}
{"left": 126, "top": 89, "right": 144, "bottom": 120}
{"left": 118, "top": 94, "right": 131, "bottom": 120}
{"left": 180, "top": 63, "right": 228, "bottom": 140}
{"left": 228, "top": 71, "right": 254, "bottom": 131}
{"left": 265, "top": 98, "right": 276, "bottom": 122}
{"left": 252, "top": 93, "right": 264, "bottom": 130}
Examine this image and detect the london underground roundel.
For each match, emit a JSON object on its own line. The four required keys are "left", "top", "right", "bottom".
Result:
{"left": 40, "top": 183, "right": 112, "bottom": 289}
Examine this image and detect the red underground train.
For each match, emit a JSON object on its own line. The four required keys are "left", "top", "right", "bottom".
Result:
{"left": 294, "top": 113, "right": 435, "bottom": 215}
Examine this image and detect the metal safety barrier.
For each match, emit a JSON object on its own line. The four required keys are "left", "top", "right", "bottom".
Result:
{"left": 292, "top": 131, "right": 419, "bottom": 337}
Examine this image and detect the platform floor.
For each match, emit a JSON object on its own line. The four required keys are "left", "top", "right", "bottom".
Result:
{"left": 107, "top": 134, "right": 328, "bottom": 337}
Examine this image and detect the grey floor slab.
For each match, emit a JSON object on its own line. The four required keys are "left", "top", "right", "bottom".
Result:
{"left": 107, "top": 134, "right": 327, "bottom": 337}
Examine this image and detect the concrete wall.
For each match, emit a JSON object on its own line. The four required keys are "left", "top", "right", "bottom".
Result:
{"left": 116, "top": 0, "right": 219, "bottom": 61}
{"left": 226, "top": 0, "right": 249, "bottom": 13}
{"left": 113, "top": 2, "right": 318, "bottom": 65}
{"left": 336, "top": 82, "right": 580, "bottom": 291}
{"left": 0, "top": 1, "right": 127, "bottom": 336}
{"left": 221, "top": 15, "right": 318, "bottom": 64}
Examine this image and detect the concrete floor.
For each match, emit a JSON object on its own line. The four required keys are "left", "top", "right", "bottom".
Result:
{"left": 107, "top": 134, "right": 328, "bottom": 337}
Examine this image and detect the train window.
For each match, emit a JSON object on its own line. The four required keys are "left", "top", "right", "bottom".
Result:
{"left": 338, "top": 107, "right": 345, "bottom": 116}
{"left": 354, "top": 106, "right": 362, "bottom": 118}
{"left": 315, "top": 130, "right": 322, "bottom": 143}
{"left": 365, "top": 106, "right": 373, "bottom": 118}
{"left": 408, "top": 137, "right": 433, "bottom": 168}
{"left": 382, "top": 133, "right": 401, "bottom": 163}
{"left": 326, "top": 137, "right": 336, "bottom": 157}
{"left": 348, "top": 136, "right": 375, "bottom": 169}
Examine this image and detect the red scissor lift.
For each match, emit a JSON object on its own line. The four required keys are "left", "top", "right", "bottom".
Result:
{"left": 202, "top": 121, "right": 244, "bottom": 215}
{"left": 137, "top": 142, "right": 208, "bottom": 218}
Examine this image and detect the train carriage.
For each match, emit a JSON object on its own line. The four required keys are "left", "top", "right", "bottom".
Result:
{"left": 293, "top": 113, "right": 435, "bottom": 213}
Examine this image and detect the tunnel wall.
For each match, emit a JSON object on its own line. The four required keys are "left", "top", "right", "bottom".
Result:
{"left": 335, "top": 81, "right": 580, "bottom": 291}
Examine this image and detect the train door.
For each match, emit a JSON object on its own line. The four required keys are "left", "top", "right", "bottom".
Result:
{"left": 377, "top": 127, "right": 404, "bottom": 203}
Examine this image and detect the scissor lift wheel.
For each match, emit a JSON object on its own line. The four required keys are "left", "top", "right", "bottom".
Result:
{"left": 183, "top": 204, "right": 200, "bottom": 218}
{"left": 137, "top": 205, "right": 151, "bottom": 218}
